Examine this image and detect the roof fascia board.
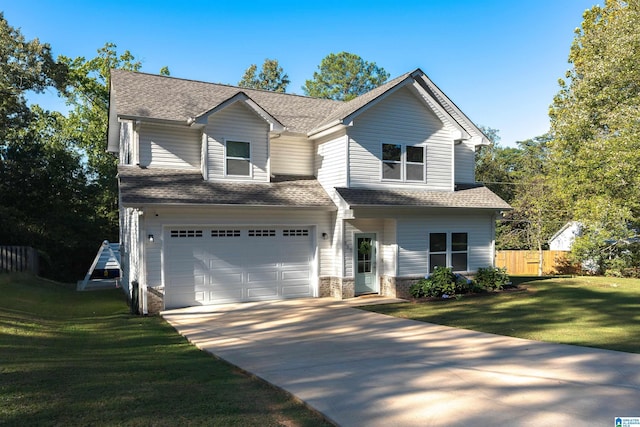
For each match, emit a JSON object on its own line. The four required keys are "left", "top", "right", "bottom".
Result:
{"left": 117, "top": 115, "right": 193, "bottom": 127}
{"left": 121, "top": 202, "right": 337, "bottom": 211}
{"left": 194, "top": 92, "right": 285, "bottom": 132}
{"left": 413, "top": 72, "right": 490, "bottom": 145}
{"left": 308, "top": 122, "right": 349, "bottom": 140}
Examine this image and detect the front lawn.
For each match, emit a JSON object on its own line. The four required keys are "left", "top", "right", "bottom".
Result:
{"left": 360, "top": 276, "right": 640, "bottom": 353}
{"left": 0, "top": 274, "right": 331, "bottom": 426}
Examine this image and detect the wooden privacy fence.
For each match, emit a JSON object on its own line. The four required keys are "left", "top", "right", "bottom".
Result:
{"left": 495, "top": 250, "right": 574, "bottom": 276}
{"left": 0, "top": 246, "right": 39, "bottom": 274}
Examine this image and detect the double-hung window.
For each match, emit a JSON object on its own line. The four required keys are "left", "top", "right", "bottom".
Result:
{"left": 225, "top": 140, "right": 251, "bottom": 177}
{"left": 428, "top": 232, "right": 468, "bottom": 273}
{"left": 381, "top": 143, "right": 425, "bottom": 182}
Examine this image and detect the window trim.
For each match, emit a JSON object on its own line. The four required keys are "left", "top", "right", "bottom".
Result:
{"left": 428, "top": 232, "right": 468, "bottom": 273}
{"left": 224, "top": 139, "right": 252, "bottom": 178}
{"left": 380, "top": 143, "right": 425, "bottom": 183}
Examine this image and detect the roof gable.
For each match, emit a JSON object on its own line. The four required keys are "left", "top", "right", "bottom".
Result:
{"left": 193, "top": 92, "right": 285, "bottom": 132}
{"left": 110, "top": 68, "right": 489, "bottom": 143}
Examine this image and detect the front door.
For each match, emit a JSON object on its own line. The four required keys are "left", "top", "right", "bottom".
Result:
{"left": 355, "top": 233, "right": 377, "bottom": 294}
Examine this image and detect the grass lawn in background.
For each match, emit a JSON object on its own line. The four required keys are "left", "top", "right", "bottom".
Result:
{"left": 360, "top": 276, "right": 640, "bottom": 354}
{"left": 0, "top": 274, "right": 332, "bottom": 427}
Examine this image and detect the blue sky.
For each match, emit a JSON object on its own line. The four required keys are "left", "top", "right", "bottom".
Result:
{"left": 4, "top": 0, "right": 599, "bottom": 147}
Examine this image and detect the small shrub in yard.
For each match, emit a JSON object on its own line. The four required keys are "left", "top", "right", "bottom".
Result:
{"left": 410, "top": 267, "right": 471, "bottom": 298}
{"left": 474, "top": 266, "right": 510, "bottom": 291}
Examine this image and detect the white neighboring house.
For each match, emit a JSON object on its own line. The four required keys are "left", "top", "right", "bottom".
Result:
{"left": 108, "top": 68, "right": 511, "bottom": 313}
{"left": 549, "top": 221, "right": 583, "bottom": 251}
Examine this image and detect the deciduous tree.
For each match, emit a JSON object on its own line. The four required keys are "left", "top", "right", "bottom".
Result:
{"left": 549, "top": 0, "right": 640, "bottom": 223}
{"left": 0, "top": 12, "right": 67, "bottom": 143}
{"left": 549, "top": 0, "right": 640, "bottom": 271}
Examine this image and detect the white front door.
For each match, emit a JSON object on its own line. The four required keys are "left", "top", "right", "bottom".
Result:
{"left": 354, "top": 233, "right": 377, "bottom": 294}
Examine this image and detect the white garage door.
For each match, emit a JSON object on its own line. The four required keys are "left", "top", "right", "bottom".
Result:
{"left": 164, "top": 227, "right": 313, "bottom": 308}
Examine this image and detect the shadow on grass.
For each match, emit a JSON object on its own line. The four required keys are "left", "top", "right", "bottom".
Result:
{"left": 0, "top": 276, "right": 332, "bottom": 427}
{"left": 363, "top": 277, "right": 640, "bottom": 354}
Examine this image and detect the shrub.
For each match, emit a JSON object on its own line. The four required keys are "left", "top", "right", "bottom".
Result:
{"left": 409, "top": 267, "right": 471, "bottom": 298}
{"left": 474, "top": 266, "right": 510, "bottom": 291}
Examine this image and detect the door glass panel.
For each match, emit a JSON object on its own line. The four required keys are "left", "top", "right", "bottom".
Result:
{"left": 357, "top": 237, "right": 372, "bottom": 273}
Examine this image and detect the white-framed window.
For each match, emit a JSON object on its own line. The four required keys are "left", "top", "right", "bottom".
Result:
{"left": 428, "top": 232, "right": 468, "bottom": 273}
{"left": 225, "top": 140, "right": 251, "bottom": 177}
{"left": 381, "top": 143, "right": 425, "bottom": 182}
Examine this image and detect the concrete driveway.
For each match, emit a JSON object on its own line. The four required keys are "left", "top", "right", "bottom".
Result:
{"left": 162, "top": 297, "right": 640, "bottom": 426}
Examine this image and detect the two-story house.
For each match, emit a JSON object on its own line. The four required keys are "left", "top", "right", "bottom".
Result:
{"left": 108, "top": 68, "right": 510, "bottom": 313}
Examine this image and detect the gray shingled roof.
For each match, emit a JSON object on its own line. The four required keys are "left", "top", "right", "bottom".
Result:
{"left": 336, "top": 185, "right": 512, "bottom": 210}
{"left": 118, "top": 166, "right": 336, "bottom": 208}
{"left": 110, "top": 69, "right": 342, "bottom": 134}
{"left": 110, "top": 68, "right": 489, "bottom": 140}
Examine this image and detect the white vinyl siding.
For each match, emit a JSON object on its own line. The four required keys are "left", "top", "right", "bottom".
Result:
{"left": 347, "top": 87, "right": 452, "bottom": 190}
{"left": 455, "top": 140, "right": 476, "bottom": 183}
{"left": 382, "top": 219, "right": 397, "bottom": 276}
{"left": 396, "top": 213, "right": 494, "bottom": 276}
{"left": 271, "top": 135, "right": 314, "bottom": 175}
{"left": 315, "top": 131, "right": 348, "bottom": 192}
{"left": 138, "top": 123, "right": 201, "bottom": 169}
{"left": 120, "top": 207, "right": 140, "bottom": 299}
{"left": 205, "top": 102, "right": 269, "bottom": 182}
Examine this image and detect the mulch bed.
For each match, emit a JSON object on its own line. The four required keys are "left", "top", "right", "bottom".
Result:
{"left": 410, "top": 285, "right": 528, "bottom": 303}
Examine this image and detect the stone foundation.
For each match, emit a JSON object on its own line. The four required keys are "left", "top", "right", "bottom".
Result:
{"left": 320, "top": 277, "right": 355, "bottom": 299}
{"left": 318, "top": 277, "right": 332, "bottom": 297}
{"left": 146, "top": 286, "right": 164, "bottom": 315}
{"left": 381, "top": 275, "right": 424, "bottom": 300}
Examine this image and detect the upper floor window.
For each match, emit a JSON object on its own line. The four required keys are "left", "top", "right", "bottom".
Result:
{"left": 381, "top": 143, "right": 425, "bottom": 182}
{"left": 226, "top": 140, "right": 251, "bottom": 177}
{"left": 429, "top": 232, "right": 468, "bottom": 273}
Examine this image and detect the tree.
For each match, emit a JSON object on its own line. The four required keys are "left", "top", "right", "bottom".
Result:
{"left": 549, "top": 1, "right": 640, "bottom": 223}
{"left": 303, "top": 52, "right": 389, "bottom": 101}
{"left": 0, "top": 12, "right": 67, "bottom": 143}
{"left": 475, "top": 126, "right": 523, "bottom": 203}
{"left": 0, "top": 106, "right": 100, "bottom": 279}
{"left": 549, "top": 0, "right": 640, "bottom": 272}
{"left": 57, "top": 43, "right": 143, "bottom": 237}
{"left": 238, "top": 59, "right": 289, "bottom": 92}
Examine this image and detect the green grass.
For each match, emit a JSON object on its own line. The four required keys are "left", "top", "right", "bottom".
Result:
{"left": 0, "top": 274, "right": 332, "bottom": 427}
{"left": 360, "top": 276, "right": 640, "bottom": 353}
